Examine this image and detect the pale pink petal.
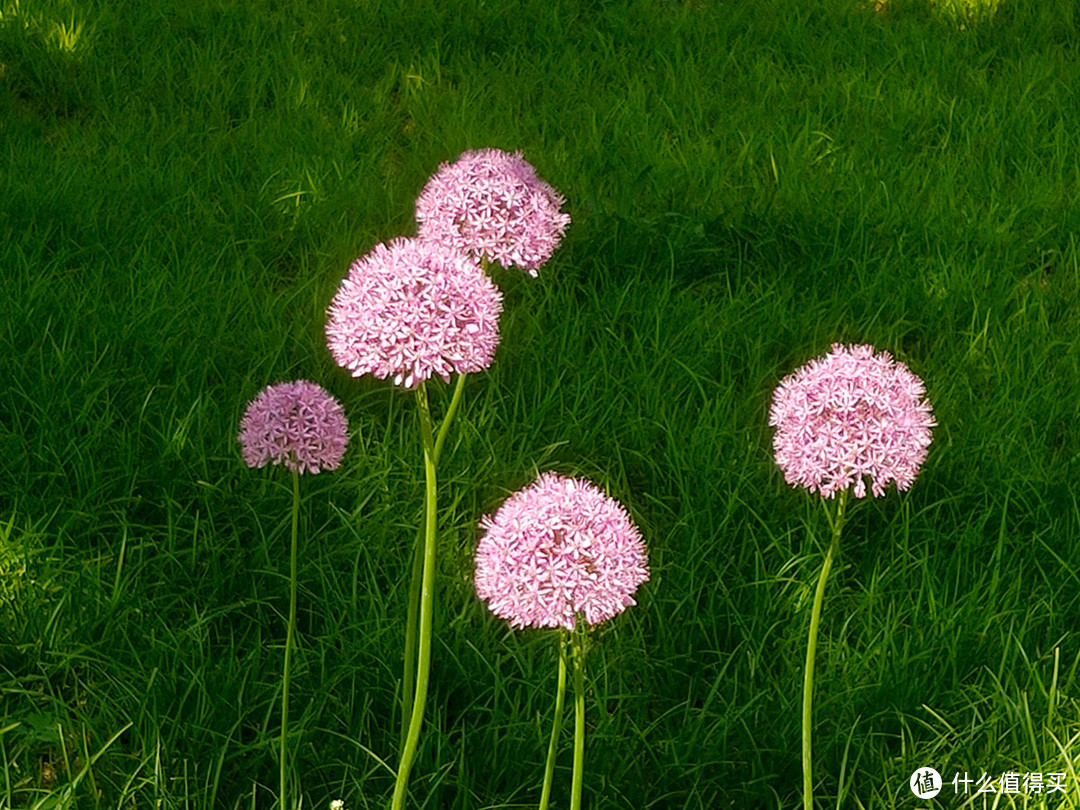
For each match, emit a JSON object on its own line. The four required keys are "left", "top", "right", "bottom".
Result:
{"left": 238, "top": 380, "right": 349, "bottom": 474}
{"left": 416, "top": 148, "right": 571, "bottom": 275}
{"left": 475, "top": 473, "right": 649, "bottom": 630}
{"left": 325, "top": 237, "right": 503, "bottom": 387}
{"left": 768, "top": 344, "right": 935, "bottom": 498}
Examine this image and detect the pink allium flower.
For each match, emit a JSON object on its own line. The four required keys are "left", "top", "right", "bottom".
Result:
{"left": 415, "top": 148, "right": 571, "bottom": 276}
{"left": 325, "top": 237, "right": 503, "bottom": 388}
{"left": 475, "top": 473, "right": 649, "bottom": 630}
{"left": 238, "top": 380, "right": 349, "bottom": 474}
{"left": 769, "top": 343, "right": 935, "bottom": 499}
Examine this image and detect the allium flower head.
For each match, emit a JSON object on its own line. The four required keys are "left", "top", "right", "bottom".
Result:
{"left": 769, "top": 343, "right": 935, "bottom": 498}
{"left": 238, "top": 380, "right": 349, "bottom": 474}
{"left": 415, "top": 148, "right": 571, "bottom": 276}
{"left": 325, "top": 237, "right": 503, "bottom": 388}
{"left": 475, "top": 473, "right": 649, "bottom": 630}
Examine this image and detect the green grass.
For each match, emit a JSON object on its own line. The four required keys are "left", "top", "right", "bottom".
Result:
{"left": 3, "top": 0, "right": 1080, "bottom": 807}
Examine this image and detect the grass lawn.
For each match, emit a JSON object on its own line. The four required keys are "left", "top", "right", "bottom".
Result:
{"left": 2, "top": 0, "right": 1080, "bottom": 807}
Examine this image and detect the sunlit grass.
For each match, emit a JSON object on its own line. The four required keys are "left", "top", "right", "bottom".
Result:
{"left": 0, "top": 0, "right": 86, "bottom": 53}
{"left": 872, "top": 0, "right": 1002, "bottom": 19}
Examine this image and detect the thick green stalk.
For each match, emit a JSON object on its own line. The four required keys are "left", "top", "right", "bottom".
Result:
{"left": 392, "top": 384, "right": 439, "bottom": 810}
{"left": 539, "top": 631, "right": 569, "bottom": 810}
{"left": 400, "top": 524, "right": 425, "bottom": 755}
{"left": 281, "top": 469, "right": 301, "bottom": 810}
{"left": 802, "top": 489, "right": 848, "bottom": 810}
{"left": 399, "top": 374, "right": 466, "bottom": 756}
{"left": 570, "top": 623, "right": 587, "bottom": 810}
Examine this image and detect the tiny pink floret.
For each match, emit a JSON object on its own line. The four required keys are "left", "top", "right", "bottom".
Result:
{"left": 416, "top": 148, "right": 571, "bottom": 276}
{"left": 325, "top": 237, "right": 503, "bottom": 388}
{"left": 474, "top": 473, "right": 649, "bottom": 630}
{"left": 238, "top": 380, "right": 349, "bottom": 474}
{"left": 769, "top": 343, "right": 935, "bottom": 498}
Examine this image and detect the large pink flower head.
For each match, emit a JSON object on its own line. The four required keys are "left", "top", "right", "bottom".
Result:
{"left": 415, "top": 148, "right": 571, "bottom": 276}
{"left": 769, "top": 343, "right": 935, "bottom": 499}
{"left": 238, "top": 380, "right": 349, "bottom": 474}
{"left": 325, "top": 237, "right": 503, "bottom": 388}
{"left": 475, "top": 473, "right": 649, "bottom": 631}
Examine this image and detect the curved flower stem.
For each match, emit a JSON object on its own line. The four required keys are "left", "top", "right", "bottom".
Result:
{"left": 393, "top": 383, "right": 439, "bottom": 810}
{"left": 399, "top": 373, "right": 466, "bottom": 756}
{"left": 539, "top": 630, "right": 569, "bottom": 810}
{"left": 802, "top": 489, "right": 848, "bottom": 810}
{"left": 281, "top": 468, "right": 301, "bottom": 810}
{"left": 570, "top": 622, "right": 587, "bottom": 810}
{"left": 434, "top": 373, "right": 467, "bottom": 466}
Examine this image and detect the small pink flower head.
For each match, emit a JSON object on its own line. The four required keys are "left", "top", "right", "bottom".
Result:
{"left": 325, "top": 237, "right": 503, "bottom": 388}
{"left": 475, "top": 473, "right": 649, "bottom": 631}
{"left": 415, "top": 148, "right": 571, "bottom": 276}
{"left": 238, "top": 380, "right": 349, "bottom": 474}
{"left": 769, "top": 343, "right": 935, "bottom": 499}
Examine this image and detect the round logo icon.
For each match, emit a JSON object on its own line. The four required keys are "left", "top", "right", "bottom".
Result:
{"left": 910, "top": 767, "right": 942, "bottom": 798}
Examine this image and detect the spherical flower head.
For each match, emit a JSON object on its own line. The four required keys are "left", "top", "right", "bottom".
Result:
{"left": 415, "top": 148, "right": 571, "bottom": 276}
{"left": 325, "top": 237, "right": 503, "bottom": 388}
{"left": 238, "top": 380, "right": 349, "bottom": 474}
{"left": 475, "top": 473, "right": 649, "bottom": 631}
{"left": 769, "top": 343, "right": 935, "bottom": 499}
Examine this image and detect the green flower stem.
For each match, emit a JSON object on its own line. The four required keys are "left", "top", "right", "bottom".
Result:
{"left": 399, "top": 373, "right": 466, "bottom": 756}
{"left": 400, "top": 522, "right": 425, "bottom": 754}
{"left": 539, "top": 631, "right": 569, "bottom": 810}
{"left": 570, "top": 622, "right": 587, "bottom": 810}
{"left": 802, "top": 489, "right": 848, "bottom": 810}
{"left": 281, "top": 468, "right": 301, "bottom": 810}
{"left": 433, "top": 373, "right": 467, "bottom": 466}
{"left": 393, "top": 383, "right": 439, "bottom": 810}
